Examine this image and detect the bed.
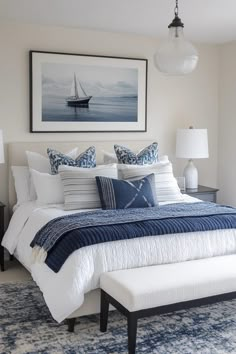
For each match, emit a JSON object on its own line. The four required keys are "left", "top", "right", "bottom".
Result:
{"left": 3, "top": 141, "right": 236, "bottom": 328}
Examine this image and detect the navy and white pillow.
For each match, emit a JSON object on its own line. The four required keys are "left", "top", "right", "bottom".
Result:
{"left": 47, "top": 146, "right": 96, "bottom": 174}
{"left": 96, "top": 174, "right": 157, "bottom": 210}
{"left": 114, "top": 142, "right": 158, "bottom": 165}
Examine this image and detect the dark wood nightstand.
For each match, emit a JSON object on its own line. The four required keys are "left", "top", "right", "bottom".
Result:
{"left": 185, "top": 185, "right": 219, "bottom": 203}
{"left": 0, "top": 202, "right": 5, "bottom": 271}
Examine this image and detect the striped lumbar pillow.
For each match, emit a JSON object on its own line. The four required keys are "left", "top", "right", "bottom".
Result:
{"left": 96, "top": 174, "right": 157, "bottom": 210}
{"left": 118, "top": 160, "right": 183, "bottom": 203}
{"left": 59, "top": 164, "right": 118, "bottom": 210}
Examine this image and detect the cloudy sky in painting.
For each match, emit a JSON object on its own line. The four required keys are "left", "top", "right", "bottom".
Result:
{"left": 42, "top": 62, "right": 138, "bottom": 98}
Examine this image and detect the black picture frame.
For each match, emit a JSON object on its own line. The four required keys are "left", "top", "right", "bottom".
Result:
{"left": 30, "top": 50, "right": 148, "bottom": 133}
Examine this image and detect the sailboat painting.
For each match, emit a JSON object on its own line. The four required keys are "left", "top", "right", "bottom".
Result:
{"left": 30, "top": 51, "right": 147, "bottom": 132}
{"left": 66, "top": 73, "right": 92, "bottom": 106}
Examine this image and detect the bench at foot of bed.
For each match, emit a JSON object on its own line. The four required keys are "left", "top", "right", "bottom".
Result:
{"left": 100, "top": 255, "right": 236, "bottom": 354}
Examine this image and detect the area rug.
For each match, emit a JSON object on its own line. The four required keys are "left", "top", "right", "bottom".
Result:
{"left": 1, "top": 281, "right": 236, "bottom": 353}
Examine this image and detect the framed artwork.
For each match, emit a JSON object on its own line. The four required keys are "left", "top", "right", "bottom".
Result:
{"left": 30, "top": 50, "right": 147, "bottom": 133}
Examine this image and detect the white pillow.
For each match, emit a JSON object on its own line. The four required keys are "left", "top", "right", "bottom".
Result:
{"left": 103, "top": 151, "right": 118, "bottom": 164}
{"left": 26, "top": 148, "right": 78, "bottom": 174}
{"left": 26, "top": 148, "right": 78, "bottom": 198}
{"left": 59, "top": 164, "right": 118, "bottom": 210}
{"left": 118, "top": 160, "right": 184, "bottom": 202}
{"left": 31, "top": 169, "right": 64, "bottom": 205}
{"left": 11, "top": 166, "right": 36, "bottom": 205}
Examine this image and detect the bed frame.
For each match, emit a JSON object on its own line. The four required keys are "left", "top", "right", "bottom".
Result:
{"left": 7, "top": 140, "right": 155, "bottom": 325}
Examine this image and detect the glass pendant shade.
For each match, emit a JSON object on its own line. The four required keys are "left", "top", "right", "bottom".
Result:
{"left": 154, "top": 27, "right": 198, "bottom": 75}
{"left": 154, "top": 1, "right": 199, "bottom": 75}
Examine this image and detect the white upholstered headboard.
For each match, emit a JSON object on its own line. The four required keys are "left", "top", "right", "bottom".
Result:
{"left": 8, "top": 140, "right": 154, "bottom": 210}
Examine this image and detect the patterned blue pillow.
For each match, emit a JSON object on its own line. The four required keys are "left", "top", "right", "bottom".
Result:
{"left": 47, "top": 146, "right": 96, "bottom": 174}
{"left": 114, "top": 142, "right": 158, "bottom": 165}
{"left": 96, "top": 174, "right": 157, "bottom": 210}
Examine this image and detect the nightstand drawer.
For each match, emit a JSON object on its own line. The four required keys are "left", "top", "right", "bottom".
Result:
{"left": 185, "top": 185, "right": 218, "bottom": 203}
{"left": 191, "top": 193, "right": 215, "bottom": 203}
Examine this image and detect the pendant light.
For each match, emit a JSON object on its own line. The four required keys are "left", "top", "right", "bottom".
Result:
{"left": 154, "top": 0, "right": 199, "bottom": 75}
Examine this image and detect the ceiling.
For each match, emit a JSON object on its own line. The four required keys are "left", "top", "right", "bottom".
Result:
{"left": 0, "top": 0, "right": 236, "bottom": 44}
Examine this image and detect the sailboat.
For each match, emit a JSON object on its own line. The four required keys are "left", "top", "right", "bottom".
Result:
{"left": 66, "top": 73, "right": 92, "bottom": 106}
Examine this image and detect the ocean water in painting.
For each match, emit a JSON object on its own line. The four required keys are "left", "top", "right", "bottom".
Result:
{"left": 42, "top": 95, "right": 138, "bottom": 122}
{"left": 41, "top": 62, "right": 139, "bottom": 122}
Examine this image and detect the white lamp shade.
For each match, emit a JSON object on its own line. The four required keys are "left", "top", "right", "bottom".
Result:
{"left": 0, "top": 130, "right": 5, "bottom": 163}
{"left": 176, "top": 128, "right": 209, "bottom": 159}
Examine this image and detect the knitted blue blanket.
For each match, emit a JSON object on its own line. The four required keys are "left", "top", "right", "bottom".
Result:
{"left": 30, "top": 202, "right": 236, "bottom": 272}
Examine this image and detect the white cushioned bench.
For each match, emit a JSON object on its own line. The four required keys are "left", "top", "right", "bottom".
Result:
{"left": 100, "top": 255, "right": 236, "bottom": 354}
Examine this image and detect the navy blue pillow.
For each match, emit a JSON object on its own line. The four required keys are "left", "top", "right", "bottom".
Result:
{"left": 96, "top": 174, "right": 157, "bottom": 210}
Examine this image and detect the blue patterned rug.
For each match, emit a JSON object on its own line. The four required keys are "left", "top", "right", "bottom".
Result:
{"left": 1, "top": 281, "right": 236, "bottom": 353}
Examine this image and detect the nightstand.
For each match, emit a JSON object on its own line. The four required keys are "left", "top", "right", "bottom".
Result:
{"left": 185, "top": 185, "right": 219, "bottom": 203}
{"left": 0, "top": 202, "right": 5, "bottom": 271}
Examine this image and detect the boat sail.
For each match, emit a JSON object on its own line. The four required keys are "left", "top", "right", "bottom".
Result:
{"left": 66, "top": 73, "right": 92, "bottom": 106}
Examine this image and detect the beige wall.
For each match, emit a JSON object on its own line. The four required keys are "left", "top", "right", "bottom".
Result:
{"left": 218, "top": 42, "right": 236, "bottom": 206}
{"left": 0, "top": 23, "right": 219, "bottom": 206}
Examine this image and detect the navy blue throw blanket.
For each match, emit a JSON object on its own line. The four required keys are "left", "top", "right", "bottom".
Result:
{"left": 30, "top": 202, "right": 236, "bottom": 272}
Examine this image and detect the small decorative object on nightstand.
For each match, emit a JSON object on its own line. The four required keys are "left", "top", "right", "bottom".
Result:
{"left": 0, "top": 202, "right": 5, "bottom": 271}
{"left": 185, "top": 185, "right": 219, "bottom": 203}
{"left": 176, "top": 176, "right": 186, "bottom": 192}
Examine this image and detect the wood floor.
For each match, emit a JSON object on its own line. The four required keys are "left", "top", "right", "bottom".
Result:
{"left": 0, "top": 255, "right": 31, "bottom": 283}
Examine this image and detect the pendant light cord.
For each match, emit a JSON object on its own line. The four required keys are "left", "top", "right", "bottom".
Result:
{"left": 174, "top": 0, "right": 179, "bottom": 17}
{"left": 168, "top": 0, "right": 183, "bottom": 29}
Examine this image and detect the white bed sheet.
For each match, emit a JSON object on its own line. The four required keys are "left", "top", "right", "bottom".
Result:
{"left": 3, "top": 196, "right": 236, "bottom": 323}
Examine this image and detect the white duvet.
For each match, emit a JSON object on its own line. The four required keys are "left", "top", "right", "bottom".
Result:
{"left": 3, "top": 196, "right": 236, "bottom": 323}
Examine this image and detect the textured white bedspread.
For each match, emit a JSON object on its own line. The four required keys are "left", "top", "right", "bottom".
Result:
{"left": 3, "top": 196, "right": 236, "bottom": 322}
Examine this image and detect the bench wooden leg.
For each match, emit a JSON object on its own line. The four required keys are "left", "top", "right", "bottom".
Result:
{"left": 100, "top": 289, "right": 109, "bottom": 332}
{"left": 128, "top": 313, "right": 138, "bottom": 354}
{"left": 67, "top": 318, "right": 76, "bottom": 332}
{"left": 100, "top": 290, "right": 109, "bottom": 332}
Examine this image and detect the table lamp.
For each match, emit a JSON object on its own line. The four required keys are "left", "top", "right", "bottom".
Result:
{"left": 0, "top": 130, "right": 4, "bottom": 164}
{"left": 176, "top": 127, "right": 208, "bottom": 190}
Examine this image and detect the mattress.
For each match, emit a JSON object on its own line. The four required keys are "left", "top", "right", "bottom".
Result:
{"left": 3, "top": 195, "right": 236, "bottom": 322}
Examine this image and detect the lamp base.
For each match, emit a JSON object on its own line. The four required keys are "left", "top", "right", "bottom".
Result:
{"left": 183, "top": 160, "right": 198, "bottom": 190}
